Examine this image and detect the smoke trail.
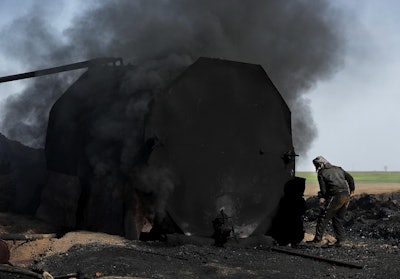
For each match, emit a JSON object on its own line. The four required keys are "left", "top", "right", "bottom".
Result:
{"left": 0, "top": 0, "right": 349, "bottom": 157}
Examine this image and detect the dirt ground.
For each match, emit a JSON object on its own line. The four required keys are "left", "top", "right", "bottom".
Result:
{"left": 304, "top": 182, "right": 400, "bottom": 197}
{"left": 1, "top": 183, "right": 400, "bottom": 279}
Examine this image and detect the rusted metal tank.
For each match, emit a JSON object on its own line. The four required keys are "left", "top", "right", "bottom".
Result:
{"left": 37, "top": 61, "right": 140, "bottom": 236}
{"left": 146, "top": 58, "right": 296, "bottom": 237}
{"left": 35, "top": 57, "right": 297, "bottom": 238}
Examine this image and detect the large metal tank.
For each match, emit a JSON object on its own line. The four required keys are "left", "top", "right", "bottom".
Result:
{"left": 37, "top": 63, "right": 141, "bottom": 235}
{"left": 37, "top": 57, "right": 296, "bottom": 238}
{"left": 146, "top": 57, "right": 295, "bottom": 237}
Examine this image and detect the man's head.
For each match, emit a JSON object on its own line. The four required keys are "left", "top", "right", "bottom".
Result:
{"left": 312, "top": 156, "right": 330, "bottom": 171}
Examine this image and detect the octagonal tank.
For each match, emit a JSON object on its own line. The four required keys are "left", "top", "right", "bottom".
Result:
{"left": 146, "top": 57, "right": 296, "bottom": 237}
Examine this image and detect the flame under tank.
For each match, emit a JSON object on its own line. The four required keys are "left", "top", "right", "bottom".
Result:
{"left": 146, "top": 58, "right": 295, "bottom": 237}
{"left": 41, "top": 57, "right": 295, "bottom": 238}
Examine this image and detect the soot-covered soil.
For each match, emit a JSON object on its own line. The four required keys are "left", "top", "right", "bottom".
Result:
{"left": 1, "top": 192, "right": 400, "bottom": 279}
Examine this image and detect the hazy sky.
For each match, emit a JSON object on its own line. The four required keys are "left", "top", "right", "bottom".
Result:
{"left": 0, "top": 1, "right": 399, "bottom": 172}
{"left": 298, "top": 0, "right": 400, "bottom": 171}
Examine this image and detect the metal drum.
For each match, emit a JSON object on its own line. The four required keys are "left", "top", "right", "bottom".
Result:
{"left": 146, "top": 57, "right": 295, "bottom": 237}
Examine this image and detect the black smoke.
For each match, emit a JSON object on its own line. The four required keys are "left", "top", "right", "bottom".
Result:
{"left": 0, "top": 0, "right": 350, "bottom": 160}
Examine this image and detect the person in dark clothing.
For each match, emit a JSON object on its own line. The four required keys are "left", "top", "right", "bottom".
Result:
{"left": 267, "top": 177, "right": 306, "bottom": 247}
{"left": 212, "top": 209, "right": 234, "bottom": 247}
{"left": 309, "top": 156, "right": 355, "bottom": 247}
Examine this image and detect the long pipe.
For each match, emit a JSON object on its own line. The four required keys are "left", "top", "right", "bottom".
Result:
{"left": 0, "top": 265, "right": 43, "bottom": 279}
{"left": 0, "top": 233, "right": 57, "bottom": 241}
{"left": 271, "top": 247, "right": 363, "bottom": 269}
{"left": 0, "top": 57, "right": 123, "bottom": 84}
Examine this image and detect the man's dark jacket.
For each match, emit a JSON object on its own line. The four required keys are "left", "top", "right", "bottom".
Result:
{"left": 317, "top": 165, "right": 355, "bottom": 199}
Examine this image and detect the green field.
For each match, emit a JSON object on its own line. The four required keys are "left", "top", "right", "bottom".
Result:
{"left": 296, "top": 171, "right": 400, "bottom": 184}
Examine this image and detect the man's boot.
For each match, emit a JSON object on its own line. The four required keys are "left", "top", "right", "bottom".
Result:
{"left": 306, "top": 237, "right": 322, "bottom": 244}
{"left": 306, "top": 227, "right": 323, "bottom": 244}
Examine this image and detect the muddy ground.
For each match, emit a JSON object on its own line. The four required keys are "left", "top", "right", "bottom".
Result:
{"left": 1, "top": 184, "right": 400, "bottom": 278}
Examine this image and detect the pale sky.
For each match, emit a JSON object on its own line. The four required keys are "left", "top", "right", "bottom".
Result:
{"left": 0, "top": 1, "right": 399, "bottom": 172}
{"left": 297, "top": 0, "right": 400, "bottom": 171}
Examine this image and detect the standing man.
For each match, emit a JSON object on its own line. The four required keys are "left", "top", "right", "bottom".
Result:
{"left": 309, "top": 156, "right": 355, "bottom": 247}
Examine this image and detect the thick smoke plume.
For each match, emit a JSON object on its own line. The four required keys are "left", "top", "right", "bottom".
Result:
{"left": 0, "top": 0, "right": 348, "bottom": 160}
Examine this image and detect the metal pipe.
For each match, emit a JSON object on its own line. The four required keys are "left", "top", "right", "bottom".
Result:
{"left": 271, "top": 247, "right": 363, "bottom": 269}
{"left": 0, "top": 265, "right": 43, "bottom": 279}
{"left": 0, "top": 233, "right": 57, "bottom": 241}
{"left": 0, "top": 57, "right": 123, "bottom": 84}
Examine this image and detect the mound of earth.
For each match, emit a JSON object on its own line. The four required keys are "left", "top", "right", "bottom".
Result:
{"left": 1, "top": 192, "right": 400, "bottom": 278}
{"left": 305, "top": 192, "right": 400, "bottom": 240}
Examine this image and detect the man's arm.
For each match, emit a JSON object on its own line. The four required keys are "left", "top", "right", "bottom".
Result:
{"left": 317, "top": 173, "right": 327, "bottom": 199}
{"left": 344, "top": 170, "right": 355, "bottom": 197}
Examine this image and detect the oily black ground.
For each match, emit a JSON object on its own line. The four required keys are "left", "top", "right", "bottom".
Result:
{"left": 1, "top": 192, "right": 400, "bottom": 279}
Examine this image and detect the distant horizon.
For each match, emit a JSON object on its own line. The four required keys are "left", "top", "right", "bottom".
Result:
{"left": 296, "top": 170, "right": 400, "bottom": 172}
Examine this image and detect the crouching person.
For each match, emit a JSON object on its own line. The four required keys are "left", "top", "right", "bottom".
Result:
{"left": 212, "top": 209, "right": 234, "bottom": 247}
